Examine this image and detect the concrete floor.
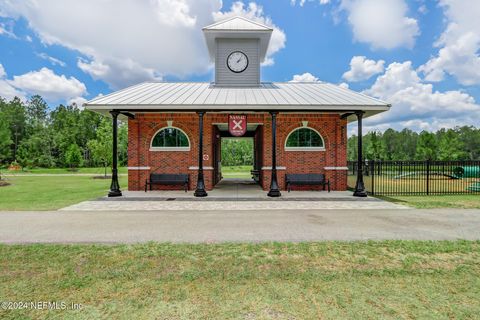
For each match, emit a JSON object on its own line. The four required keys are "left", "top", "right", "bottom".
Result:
{"left": 111, "top": 178, "right": 377, "bottom": 200}
{"left": 62, "top": 178, "right": 408, "bottom": 211}
{"left": 0, "top": 209, "right": 479, "bottom": 243}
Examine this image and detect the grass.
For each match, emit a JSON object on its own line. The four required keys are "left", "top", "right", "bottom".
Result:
{"left": 222, "top": 165, "right": 252, "bottom": 179}
{"left": 378, "top": 195, "right": 480, "bottom": 209}
{"left": 0, "top": 241, "right": 479, "bottom": 319}
{"left": 1, "top": 167, "right": 128, "bottom": 175}
{"left": 0, "top": 175, "right": 118, "bottom": 210}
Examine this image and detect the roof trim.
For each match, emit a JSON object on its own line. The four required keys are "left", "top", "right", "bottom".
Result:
{"left": 202, "top": 16, "right": 273, "bottom": 31}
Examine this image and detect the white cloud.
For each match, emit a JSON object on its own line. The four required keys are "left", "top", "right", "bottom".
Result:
{"left": 362, "top": 61, "right": 480, "bottom": 132}
{"left": 418, "top": 0, "right": 480, "bottom": 86}
{"left": 9, "top": 67, "right": 87, "bottom": 102}
{"left": 213, "top": 2, "right": 286, "bottom": 67}
{"left": 338, "top": 82, "right": 349, "bottom": 89}
{"left": 0, "top": 0, "right": 222, "bottom": 90}
{"left": 0, "top": 1, "right": 285, "bottom": 89}
{"left": 340, "top": 0, "right": 419, "bottom": 49}
{"left": 0, "top": 63, "right": 25, "bottom": 101}
{"left": 77, "top": 57, "right": 162, "bottom": 90}
{"left": 342, "top": 56, "right": 385, "bottom": 82}
{"left": 291, "top": 0, "right": 330, "bottom": 6}
{"left": 36, "top": 52, "right": 66, "bottom": 67}
{"left": 0, "top": 21, "right": 18, "bottom": 39}
{"left": 290, "top": 72, "right": 320, "bottom": 82}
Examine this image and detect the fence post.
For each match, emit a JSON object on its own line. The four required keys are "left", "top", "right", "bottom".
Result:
{"left": 426, "top": 159, "right": 430, "bottom": 196}
{"left": 371, "top": 160, "right": 375, "bottom": 195}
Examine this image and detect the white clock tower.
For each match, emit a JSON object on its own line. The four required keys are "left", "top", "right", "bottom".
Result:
{"left": 203, "top": 16, "right": 273, "bottom": 87}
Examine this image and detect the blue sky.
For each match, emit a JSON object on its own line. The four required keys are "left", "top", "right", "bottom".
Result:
{"left": 0, "top": 0, "right": 479, "bottom": 133}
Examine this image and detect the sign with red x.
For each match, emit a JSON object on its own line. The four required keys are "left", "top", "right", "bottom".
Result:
{"left": 228, "top": 115, "right": 247, "bottom": 137}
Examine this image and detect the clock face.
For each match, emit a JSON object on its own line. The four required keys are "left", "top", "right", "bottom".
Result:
{"left": 227, "top": 51, "right": 249, "bottom": 73}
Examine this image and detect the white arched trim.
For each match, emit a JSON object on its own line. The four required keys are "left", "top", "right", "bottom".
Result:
{"left": 284, "top": 126, "right": 326, "bottom": 152}
{"left": 150, "top": 126, "right": 191, "bottom": 151}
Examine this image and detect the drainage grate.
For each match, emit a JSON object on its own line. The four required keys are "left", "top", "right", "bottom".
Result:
{"left": 166, "top": 198, "right": 176, "bottom": 201}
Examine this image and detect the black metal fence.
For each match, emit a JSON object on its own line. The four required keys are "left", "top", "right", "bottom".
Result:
{"left": 347, "top": 160, "right": 480, "bottom": 196}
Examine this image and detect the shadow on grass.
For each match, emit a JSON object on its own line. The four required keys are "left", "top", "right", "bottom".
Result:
{"left": 374, "top": 195, "right": 409, "bottom": 204}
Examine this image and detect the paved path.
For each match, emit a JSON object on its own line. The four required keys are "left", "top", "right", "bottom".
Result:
{"left": 61, "top": 199, "right": 409, "bottom": 211}
{"left": 0, "top": 209, "right": 479, "bottom": 243}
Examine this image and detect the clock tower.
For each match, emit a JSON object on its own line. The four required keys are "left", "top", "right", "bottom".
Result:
{"left": 203, "top": 16, "right": 273, "bottom": 87}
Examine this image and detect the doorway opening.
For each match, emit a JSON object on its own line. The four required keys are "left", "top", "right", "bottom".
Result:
{"left": 221, "top": 137, "right": 254, "bottom": 180}
{"left": 212, "top": 124, "right": 264, "bottom": 190}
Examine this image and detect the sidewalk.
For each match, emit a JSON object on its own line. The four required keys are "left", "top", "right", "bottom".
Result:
{"left": 1, "top": 209, "right": 479, "bottom": 243}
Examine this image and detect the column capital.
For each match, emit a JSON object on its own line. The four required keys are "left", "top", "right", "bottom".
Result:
{"left": 355, "top": 110, "right": 365, "bottom": 117}
{"left": 196, "top": 111, "right": 206, "bottom": 116}
{"left": 269, "top": 111, "right": 278, "bottom": 116}
{"left": 109, "top": 110, "right": 120, "bottom": 117}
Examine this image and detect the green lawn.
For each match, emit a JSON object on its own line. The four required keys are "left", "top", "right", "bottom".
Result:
{"left": 0, "top": 241, "right": 479, "bottom": 319}
{"left": 0, "top": 175, "right": 117, "bottom": 210}
{"left": 1, "top": 167, "right": 128, "bottom": 175}
{"left": 222, "top": 165, "right": 252, "bottom": 179}
{"left": 378, "top": 195, "right": 480, "bottom": 209}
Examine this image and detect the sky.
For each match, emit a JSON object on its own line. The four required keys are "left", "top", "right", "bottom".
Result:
{"left": 0, "top": 0, "right": 479, "bottom": 134}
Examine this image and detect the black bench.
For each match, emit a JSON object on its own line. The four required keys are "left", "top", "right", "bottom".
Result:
{"left": 285, "top": 173, "right": 330, "bottom": 192}
{"left": 145, "top": 173, "right": 189, "bottom": 192}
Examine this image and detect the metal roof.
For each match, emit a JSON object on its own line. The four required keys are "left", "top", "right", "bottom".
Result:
{"left": 85, "top": 82, "right": 390, "bottom": 119}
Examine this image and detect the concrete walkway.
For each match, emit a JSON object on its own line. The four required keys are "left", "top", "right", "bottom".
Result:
{"left": 61, "top": 178, "right": 409, "bottom": 211}
{"left": 1, "top": 209, "right": 479, "bottom": 243}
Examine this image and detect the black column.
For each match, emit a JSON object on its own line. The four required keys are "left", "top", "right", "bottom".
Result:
{"left": 194, "top": 111, "right": 208, "bottom": 197}
{"left": 268, "top": 111, "right": 281, "bottom": 197}
{"left": 108, "top": 110, "right": 122, "bottom": 197}
{"left": 353, "top": 111, "right": 367, "bottom": 197}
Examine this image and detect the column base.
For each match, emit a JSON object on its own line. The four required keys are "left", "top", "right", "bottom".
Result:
{"left": 353, "top": 189, "right": 368, "bottom": 197}
{"left": 108, "top": 189, "right": 122, "bottom": 197}
{"left": 267, "top": 189, "right": 281, "bottom": 197}
{"left": 194, "top": 189, "right": 208, "bottom": 197}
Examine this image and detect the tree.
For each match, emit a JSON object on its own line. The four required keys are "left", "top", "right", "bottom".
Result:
{"left": 25, "top": 95, "right": 48, "bottom": 135}
{"left": 221, "top": 138, "right": 253, "bottom": 166}
{"left": 347, "top": 135, "right": 358, "bottom": 161}
{"left": 118, "top": 123, "right": 128, "bottom": 167}
{"left": 437, "top": 128, "right": 466, "bottom": 160}
{"left": 415, "top": 131, "right": 437, "bottom": 160}
{"left": 87, "top": 117, "right": 112, "bottom": 177}
{"left": 17, "top": 129, "right": 55, "bottom": 168}
{"left": 456, "top": 126, "right": 480, "bottom": 160}
{"left": 0, "top": 97, "right": 26, "bottom": 162}
{"left": 65, "top": 143, "right": 83, "bottom": 169}
{"left": 0, "top": 111, "right": 12, "bottom": 164}
{"left": 364, "top": 131, "right": 385, "bottom": 160}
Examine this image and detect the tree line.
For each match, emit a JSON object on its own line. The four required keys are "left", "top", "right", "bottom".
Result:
{"left": 347, "top": 127, "right": 480, "bottom": 161}
{"left": 0, "top": 96, "right": 127, "bottom": 172}
{"left": 1, "top": 95, "right": 479, "bottom": 170}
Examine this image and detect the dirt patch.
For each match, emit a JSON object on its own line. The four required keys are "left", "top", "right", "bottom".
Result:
{"left": 92, "top": 176, "right": 111, "bottom": 179}
{"left": 0, "top": 181, "right": 10, "bottom": 187}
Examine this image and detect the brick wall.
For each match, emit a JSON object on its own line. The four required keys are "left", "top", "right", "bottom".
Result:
{"left": 128, "top": 112, "right": 347, "bottom": 192}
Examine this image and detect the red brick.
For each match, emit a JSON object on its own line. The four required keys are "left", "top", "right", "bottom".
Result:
{"left": 128, "top": 113, "right": 348, "bottom": 192}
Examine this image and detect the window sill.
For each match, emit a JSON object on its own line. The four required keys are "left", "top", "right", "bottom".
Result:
{"left": 150, "top": 147, "right": 191, "bottom": 152}
{"left": 284, "top": 147, "right": 325, "bottom": 152}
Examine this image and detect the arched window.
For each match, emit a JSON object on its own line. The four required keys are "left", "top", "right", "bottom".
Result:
{"left": 150, "top": 127, "right": 190, "bottom": 151}
{"left": 285, "top": 127, "right": 325, "bottom": 151}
